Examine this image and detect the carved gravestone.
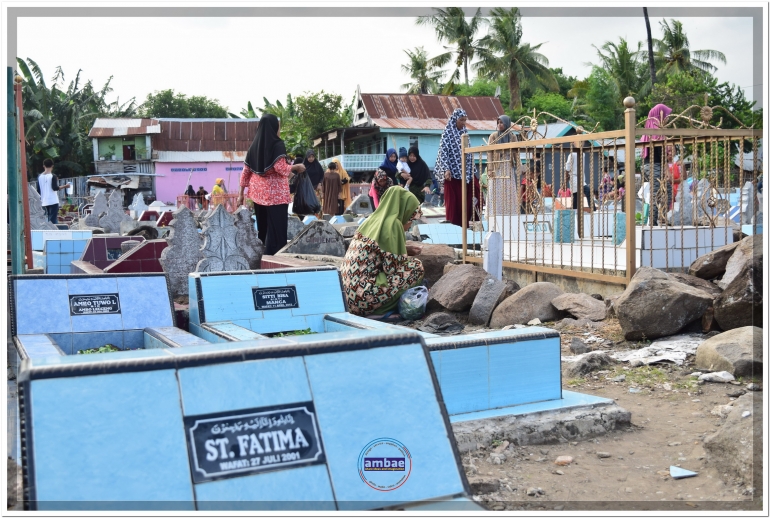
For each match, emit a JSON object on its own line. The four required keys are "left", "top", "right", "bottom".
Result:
{"left": 276, "top": 220, "right": 346, "bottom": 257}
{"left": 196, "top": 204, "right": 250, "bottom": 273}
{"left": 233, "top": 207, "right": 264, "bottom": 270}
{"left": 84, "top": 191, "right": 108, "bottom": 227}
{"left": 740, "top": 181, "right": 754, "bottom": 224}
{"left": 27, "top": 184, "right": 58, "bottom": 230}
{"left": 159, "top": 207, "right": 204, "bottom": 298}
{"left": 287, "top": 215, "right": 304, "bottom": 241}
{"left": 346, "top": 194, "right": 373, "bottom": 215}
{"left": 99, "top": 190, "right": 133, "bottom": 234}
{"left": 128, "top": 192, "right": 149, "bottom": 218}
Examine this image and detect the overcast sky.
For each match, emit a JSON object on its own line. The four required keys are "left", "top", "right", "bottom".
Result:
{"left": 16, "top": 10, "right": 759, "bottom": 116}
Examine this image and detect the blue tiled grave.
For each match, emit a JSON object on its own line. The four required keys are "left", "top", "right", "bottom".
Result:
{"left": 188, "top": 267, "right": 563, "bottom": 418}
{"left": 16, "top": 328, "right": 476, "bottom": 510}
{"left": 9, "top": 273, "right": 207, "bottom": 361}
{"left": 43, "top": 239, "right": 89, "bottom": 274}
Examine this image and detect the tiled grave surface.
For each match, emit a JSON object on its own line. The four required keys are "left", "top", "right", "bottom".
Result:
{"left": 103, "top": 239, "right": 168, "bottom": 274}
{"left": 9, "top": 273, "right": 175, "bottom": 355}
{"left": 138, "top": 210, "right": 160, "bottom": 222}
{"left": 31, "top": 230, "right": 92, "bottom": 252}
{"left": 43, "top": 239, "right": 88, "bottom": 274}
{"left": 17, "top": 331, "right": 475, "bottom": 510}
{"left": 415, "top": 222, "right": 488, "bottom": 246}
{"left": 155, "top": 211, "right": 173, "bottom": 227}
{"left": 80, "top": 236, "right": 145, "bottom": 270}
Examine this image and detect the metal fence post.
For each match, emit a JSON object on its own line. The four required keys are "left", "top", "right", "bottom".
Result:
{"left": 623, "top": 97, "right": 637, "bottom": 282}
{"left": 14, "top": 74, "right": 33, "bottom": 269}
{"left": 7, "top": 68, "right": 24, "bottom": 274}
{"left": 461, "top": 133, "right": 467, "bottom": 263}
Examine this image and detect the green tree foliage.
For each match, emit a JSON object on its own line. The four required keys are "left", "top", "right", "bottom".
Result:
{"left": 474, "top": 7, "right": 558, "bottom": 110}
{"left": 17, "top": 57, "right": 137, "bottom": 178}
{"left": 549, "top": 67, "right": 579, "bottom": 99}
{"left": 453, "top": 77, "right": 511, "bottom": 109}
{"left": 416, "top": 7, "right": 487, "bottom": 86}
{"left": 400, "top": 46, "right": 452, "bottom": 94}
{"left": 592, "top": 38, "right": 646, "bottom": 99}
{"left": 575, "top": 67, "right": 625, "bottom": 131}
{"left": 138, "top": 89, "right": 229, "bottom": 118}
{"left": 524, "top": 91, "right": 573, "bottom": 121}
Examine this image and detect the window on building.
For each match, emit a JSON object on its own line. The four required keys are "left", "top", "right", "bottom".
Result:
{"left": 409, "top": 136, "right": 419, "bottom": 149}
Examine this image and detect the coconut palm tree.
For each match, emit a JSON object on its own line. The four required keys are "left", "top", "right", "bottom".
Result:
{"left": 474, "top": 7, "right": 558, "bottom": 111}
{"left": 644, "top": 19, "right": 727, "bottom": 78}
{"left": 400, "top": 47, "right": 452, "bottom": 94}
{"left": 591, "top": 38, "right": 645, "bottom": 100}
{"left": 416, "top": 7, "right": 487, "bottom": 86}
{"left": 643, "top": 8, "right": 657, "bottom": 87}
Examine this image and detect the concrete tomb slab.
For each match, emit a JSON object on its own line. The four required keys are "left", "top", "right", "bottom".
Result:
{"left": 277, "top": 221, "right": 346, "bottom": 258}
{"left": 104, "top": 239, "right": 168, "bottom": 274}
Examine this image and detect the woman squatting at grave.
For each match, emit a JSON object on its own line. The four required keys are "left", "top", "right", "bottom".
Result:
{"left": 238, "top": 113, "right": 306, "bottom": 255}
{"left": 340, "top": 188, "right": 424, "bottom": 321}
{"left": 435, "top": 108, "right": 483, "bottom": 227}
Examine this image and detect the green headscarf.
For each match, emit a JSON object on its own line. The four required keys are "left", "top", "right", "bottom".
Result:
{"left": 358, "top": 187, "right": 420, "bottom": 256}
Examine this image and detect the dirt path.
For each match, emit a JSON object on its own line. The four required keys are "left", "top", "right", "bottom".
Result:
{"left": 445, "top": 317, "right": 763, "bottom": 511}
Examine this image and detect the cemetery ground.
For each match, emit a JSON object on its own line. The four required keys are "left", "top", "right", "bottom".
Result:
{"left": 401, "top": 315, "right": 762, "bottom": 511}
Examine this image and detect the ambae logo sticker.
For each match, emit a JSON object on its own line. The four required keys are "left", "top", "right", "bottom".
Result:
{"left": 358, "top": 438, "right": 412, "bottom": 491}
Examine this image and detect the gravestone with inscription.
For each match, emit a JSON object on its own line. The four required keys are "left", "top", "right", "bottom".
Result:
{"left": 276, "top": 220, "right": 346, "bottom": 257}
{"left": 27, "top": 184, "right": 59, "bottom": 230}
{"left": 84, "top": 191, "right": 109, "bottom": 227}
{"left": 98, "top": 190, "right": 133, "bottom": 233}
{"left": 233, "top": 207, "right": 264, "bottom": 270}
{"left": 196, "top": 204, "right": 250, "bottom": 273}
{"left": 160, "top": 207, "right": 204, "bottom": 298}
{"left": 346, "top": 194, "right": 373, "bottom": 215}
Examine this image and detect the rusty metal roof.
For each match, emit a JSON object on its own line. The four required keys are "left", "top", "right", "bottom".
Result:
{"left": 152, "top": 119, "right": 259, "bottom": 153}
{"left": 370, "top": 118, "right": 497, "bottom": 131}
{"left": 88, "top": 118, "right": 161, "bottom": 137}
{"left": 361, "top": 93, "right": 504, "bottom": 127}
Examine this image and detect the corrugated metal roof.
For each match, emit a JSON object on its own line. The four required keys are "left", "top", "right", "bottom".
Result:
{"left": 361, "top": 93, "right": 504, "bottom": 122}
{"left": 88, "top": 118, "right": 161, "bottom": 137}
{"left": 156, "top": 118, "right": 260, "bottom": 122}
{"left": 154, "top": 151, "right": 247, "bottom": 163}
{"left": 371, "top": 118, "right": 497, "bottom": 131}
{"left": 153, "top": 119, "right": 258, "bottom": 153}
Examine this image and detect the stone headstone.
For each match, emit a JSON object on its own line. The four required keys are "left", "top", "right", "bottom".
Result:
{"left": 287, "top": 215, "right": 304, "bottom": 241}
{"left": 346, "top": 194, "right": 373, "bottom": 215}
{"left": 333, "top": 224, "right": 359, "bottom": 239}
{"left": 27, "top": 184, "right": 58, "bottom": 230}
{"left": 277, "top": 220, "right": 346, "bottom": 257}
{"left": 233, "top": 207, "right": 264, "bottom": 270}
{"left": 160, "top": 207, "right": 204, "bottom": 298}
{"left": 84, "top": 191, "right": 108, "bottom": 227}
{"left": 483, "top": 232, "right": 503, "bottom": 280}
{"left": 196, "top": 204, "right": 250, "bottom": 273}
{"left": 740, "top": 181, "right": 754, "bottom": 224}
{"left": 128, "top": 192, "right": 149, "bottom": 218}
{"left": 98, "top": 190, "right": 132, "bottom": 234}
{"left": 469, "top": 276, "right": 508, "bottom": 326}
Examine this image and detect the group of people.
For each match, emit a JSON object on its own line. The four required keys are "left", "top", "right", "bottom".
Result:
{"left": 183, "top": 179, "right": 229, "bottom": 211}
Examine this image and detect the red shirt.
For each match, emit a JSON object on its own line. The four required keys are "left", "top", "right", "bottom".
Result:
{"left": 669, "top": 163, "right": 681, "bottom": 199}
{"left": 240, "top": 158, "right": 292, "bottom": 206}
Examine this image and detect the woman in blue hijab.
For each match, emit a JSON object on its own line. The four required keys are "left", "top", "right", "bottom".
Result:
{"left": 379, "top": 148, "right": 400, "bottom": 184}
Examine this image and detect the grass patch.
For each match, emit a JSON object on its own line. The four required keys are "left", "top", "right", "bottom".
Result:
{"left": 77, "top": 344, "right": 120, "bottom": 355}
{"left": 265, "top": 328, "right": 316, "bottom": 338}
{"left": 673, "top": 378, "right": 700, "bottom": 391}
{"left": 566, "top": 378, "right": 587, "bottom": 387}
{"left": 624, "top": 365, "right": 669, "bottom": 387}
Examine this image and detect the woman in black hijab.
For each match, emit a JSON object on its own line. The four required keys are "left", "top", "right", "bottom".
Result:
{"left": 406, "top": 147, "right": 433, "bottom": 203}
{"left": 237, "top": 113, "right": 305, "bottom": 255}
{"left": 303, "top": 150, "right": 324, "bottom": 190}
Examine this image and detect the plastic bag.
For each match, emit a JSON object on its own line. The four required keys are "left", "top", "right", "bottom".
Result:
{"left": 398, "top": 286, "right": 429, "bottom": 320}
{"left": 293, "top": 172, "right": 321, "bottom": 214}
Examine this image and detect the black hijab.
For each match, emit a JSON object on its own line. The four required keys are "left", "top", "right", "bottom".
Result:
{"left": 303, "top": 149, "right": 324, "bottom": 188}
{"left": 244, "top": 113, "right": 287, "bottom": 174}
{"left": 185, "top": 185, "right": 195, "bottom": 196}
{"left": 407, "top": 146, "right": 430, "bottom": 187}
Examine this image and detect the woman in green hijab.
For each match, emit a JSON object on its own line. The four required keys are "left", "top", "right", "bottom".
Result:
{"left": 341, "top": 188, "right": 424, "bottom": 320}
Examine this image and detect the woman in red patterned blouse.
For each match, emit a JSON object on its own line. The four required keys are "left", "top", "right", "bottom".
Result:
{"left": 237, "top": 113, "right": 305, "bottom": 255}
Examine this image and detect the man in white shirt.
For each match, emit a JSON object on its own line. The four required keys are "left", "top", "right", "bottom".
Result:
{"left": 36, "top": 159, "right": 71, "bottom": 224}
{"left": 565, "top": 152, "right": 590, "bottom": 210}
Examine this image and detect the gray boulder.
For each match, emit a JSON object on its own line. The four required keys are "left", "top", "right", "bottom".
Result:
{"left": 615, "top": 267, "right": 713, "bottom": 340}
{"left": 551, "top": 293, "right": 607, "bottom": 321}
{"left": 469, "top": 277, "right": 509, "bottom": 326}
{"left": 287, "top": 216, "right": 304, "bottom": 241}
{"left": 689, "top": 241, "right": 740, "bottom": 279}
{"left": 704, "top": 393, "right": 760, "bottom": 485}
{"left": 667, "top": 272, "right": 723, "bottom": 298}
{"left": 563, "top": 351, "right": 619, "bottom": 378}
{"left": 427, "top": 264, "right": 489, "bottom": 312}
{"left": 718, "top": 235, "right": 762, "bottom": 289}
{"left": 417, "top": 312, "right": 465, "bottom": 335}
{"left": 418, "top": 244, "right": 457, "bottom": 286}
{"left": 695, "top": 326, "right": 762, "bottom": 377}
{"left": 490, "top": 282, "right": 564, "bottom": 328}
{"left": 714, "top": 237, "right": 762, "bottom": 331}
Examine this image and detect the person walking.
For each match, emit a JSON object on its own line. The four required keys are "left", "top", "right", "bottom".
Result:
{"left": 237, "top": 113, "right": 306, "bottom": 255}
{"left": 36, "top": 158, "right": 71, "bottom": 224}
{"left": 434, "top": 108, "right": 481, "bottom": 226}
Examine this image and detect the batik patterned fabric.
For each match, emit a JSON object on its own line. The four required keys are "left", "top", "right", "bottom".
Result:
{"left": 435, "top": 108, "right": 477, "bottom": 185}
{"left": 240, "top": 159, "right": 292, "bottom": 206}
{"left": 341, "top": 232, "right": 424, "bottom": 316}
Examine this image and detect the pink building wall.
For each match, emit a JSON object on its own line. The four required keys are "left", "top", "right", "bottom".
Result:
{"left": 154, "top": 162, "right": 244, "bottom": 204}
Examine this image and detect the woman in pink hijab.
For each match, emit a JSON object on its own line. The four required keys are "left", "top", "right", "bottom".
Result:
{"left": 640, "top": 104, "right": 673, "bottom": 225}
